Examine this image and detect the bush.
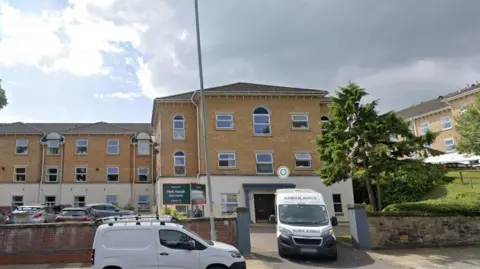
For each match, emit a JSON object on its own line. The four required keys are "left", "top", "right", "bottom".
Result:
{"left": 382, "top": 198, "right": 480, "bottom": 216}
{"left": 161, "top": 206, "right": 186, "bottom": 219}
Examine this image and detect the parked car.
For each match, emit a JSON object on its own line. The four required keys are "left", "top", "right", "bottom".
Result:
{"left": 51, "top": 204, "right": 73, "bottom": 214}
{"left": 0, "top": 208, "right": 12, "bottom": 224}
{"left": 86, "top": 203, "right": 135, "bottom": 219}
{"left": 56, "top": 207, "right": 96, "bottom": 223}
{"left": 10, "top": 205, "right": 56, "bottom": 224}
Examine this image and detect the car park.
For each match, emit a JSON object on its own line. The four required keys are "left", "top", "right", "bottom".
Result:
{"left": 91, "top": 216, "right": 246, "bottom": 269}
{"left": 10, "top": 205, "right": 57, "bottom": 224}
{"left": 0, "top": 208, "right": 12, "bottom": 224}
{"left": 55, "top": 207, "right": 97, "bottom": 223}
{"left": 51, "top": 204, "right": 72, "bottom": 214}
{"left": 86, "top": 203, "right": 135, "bottom": 218}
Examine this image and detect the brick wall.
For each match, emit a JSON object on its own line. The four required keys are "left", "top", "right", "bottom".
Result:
{"left": 0, "top": 217, "right": 237, "bottom": 265}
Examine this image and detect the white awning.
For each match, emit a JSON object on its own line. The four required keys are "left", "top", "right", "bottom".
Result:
{"left": 424, "top": 152, "right": 480, "bottom": 164}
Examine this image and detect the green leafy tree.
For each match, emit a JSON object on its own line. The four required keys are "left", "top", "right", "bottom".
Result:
{"left": 0, "top": 79, "right": 7, "bottom": 110}
{"left": 317, "top": 82, "right": 441, "bottom": 211}
{"left": 456, "top": 93, "right": 480, "bottom": 154}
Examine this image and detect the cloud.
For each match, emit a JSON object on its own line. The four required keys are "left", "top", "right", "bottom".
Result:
{"left": 94, "top": 92, "right": 141, "bottom": 101}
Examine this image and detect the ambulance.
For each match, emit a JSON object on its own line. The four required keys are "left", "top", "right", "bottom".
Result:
{"left": 275, "top": 189, "right": 338, "bottom": 260}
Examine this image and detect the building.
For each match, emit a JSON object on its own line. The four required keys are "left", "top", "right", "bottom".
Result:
{"left": 396, "top": 83, "right": 480, "bottom": 153}
{"left": 0, "top": 122, "right": 155, "bottom": 211}
{"left": 152, "top": 82, "right": 354, "bottom": 223}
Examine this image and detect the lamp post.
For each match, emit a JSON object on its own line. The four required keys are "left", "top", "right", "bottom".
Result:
{"left": 194, "top": 0, "right": 217, "bottom": 241}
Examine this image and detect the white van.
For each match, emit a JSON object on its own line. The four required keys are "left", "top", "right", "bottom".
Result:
{"left": 91, "top": 216, "right": 246, "bottom": 269}
{"left": 275, "top": 189, "right": 338, "bottom": 260}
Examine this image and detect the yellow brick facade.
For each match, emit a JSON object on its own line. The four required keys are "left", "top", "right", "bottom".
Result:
{"left": 0, "top": 135, "right": 43, "bottom": 183}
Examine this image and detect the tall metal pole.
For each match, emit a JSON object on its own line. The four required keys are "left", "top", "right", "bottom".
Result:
{"left": 194, "top": 0, "right": 216, "bottom": 241}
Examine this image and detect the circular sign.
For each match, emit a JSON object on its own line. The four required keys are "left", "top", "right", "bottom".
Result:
{"left": 277, "top": 166, "right": 290, "bottom": 179}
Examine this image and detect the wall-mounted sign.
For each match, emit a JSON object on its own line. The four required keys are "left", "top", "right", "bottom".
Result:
{"left": 163, "top": 183, "right": 207, "bottom": 205}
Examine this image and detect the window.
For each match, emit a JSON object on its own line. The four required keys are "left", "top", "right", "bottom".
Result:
{"left": 75, "top": 167, "right": 87, "bottom": 182}
{"left": 138, "top": 140, "right": 150, "bottom": 155}
{"left": 106, "top": 195, "right": 119, "bottom": 206}
{"left": 138, "top": 195, "right": 150, "bottom": 211}
{"left": 253, "top": 107, "right": 271, "bottom": 135}
{"left": 138, "top": 168, "right": 149, "bottom": 182}
{"left": 255, "top": 153, "right": 274, "bottom": 174}
{"left": 420, "top": 122, "right": 429, "bottom": 135}
{"left": 444, "top": 138, "right": 456, "bottom": 153}
{"left": 173, "top": 115, "right": 185, "bottom": 140}
{"left": 45, "top": 167, "right": 58, "bottom": 182}
{"left": 106, "top": 167, "right": 119, "bottom": 182}
{"left": 220, "top": 194, "right": 238, "bottom": 215}
{"left": 218, "top": 153, "right": 236, "bottom": 168}
{"left": 14, "top": 167, "right": 27, "bottom": 182}
{"left": 291, "top": 114, "right": 309, "bottom": 129}
{"left": 45, "top": 196, "right": 56, "bottom": 206}
{"left": 332, "top": 194, "right": 343, "bottom": 215}
{"left": 216, "top": 113, "right": 234, "bottom": 129}
{"left": 321, "top": 116, "right": 329, "bottom": 135}
{"left": 16, "top": 140, "right": 28, "bottom": 155}
{"left": 174, "top": 151, "right": 186, "bottom": 176}
{"left": 74, "top": 196, "right": 86, "bottom": 207}
{"left": 47, "top": 140, "right": 60, "bottom": 155}
{"left": 12, "top": 196, "right": 24, "bottom": 207}
{"left": 76, "top": 139, "right": 88, "bottom": 155}
{"left": 159, "top": 230, "right": 193, "bottom": 250}
{"left": 295, "top": 153, "right": 312, "bottom": 169}
{"left": 107, "top": 139, "right": 119, "bottom": 155}
{"left": 441, "top": 117, "right": 452, "bottom": 130}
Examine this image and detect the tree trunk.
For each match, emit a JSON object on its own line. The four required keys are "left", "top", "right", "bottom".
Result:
{"left": 376, "top": 179, "right": 382, "bottom": 211}
{"left": 365, "top": 176, "right": 377, "bottom": 212}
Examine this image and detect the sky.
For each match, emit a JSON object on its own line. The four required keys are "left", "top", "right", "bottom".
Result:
{"left": 1, "top": 0, "right": 480, "bottom": 123}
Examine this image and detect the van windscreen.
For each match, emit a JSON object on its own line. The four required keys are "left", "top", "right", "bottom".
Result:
{"left": 278, "top": 204, "right": 329, "bottom": 226}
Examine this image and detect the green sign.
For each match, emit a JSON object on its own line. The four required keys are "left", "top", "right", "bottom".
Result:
{"left": 190, "top": 183, "right": 206, "bottom": 205}
{"left": 163, "top": 183, "right": 191, "bottom": 205}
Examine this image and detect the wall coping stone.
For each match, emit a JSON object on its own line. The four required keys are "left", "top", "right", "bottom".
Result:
{"left": 368, "top": 212, "right": 480, "bottom": 217}
{"left": 0, "top": 222, "right": 97, "bottom": 230}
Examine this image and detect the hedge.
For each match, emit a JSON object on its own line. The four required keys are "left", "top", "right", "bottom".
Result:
{"left": 382, "top": 199, "right": 480, "bottom": 216}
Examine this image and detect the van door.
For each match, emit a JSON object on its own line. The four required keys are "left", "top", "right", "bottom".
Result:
{"left": 156, "top": 229, "right": 202, "bottom": 269}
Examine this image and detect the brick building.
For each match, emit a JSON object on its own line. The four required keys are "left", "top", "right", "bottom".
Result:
{"left": 152, "top": 83, "right": 354, "bottom": 223}
{"left": 0, "top": 122, "right": 155, "bottom": 211}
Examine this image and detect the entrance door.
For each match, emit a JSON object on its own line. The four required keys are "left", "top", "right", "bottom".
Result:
{"left": 254, "top": 194, "right": 275, "bottom": 222}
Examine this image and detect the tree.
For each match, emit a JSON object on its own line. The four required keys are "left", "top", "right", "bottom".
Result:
{"left": 317, "top": 82, "right": 441, "bottom": 211}
{"left": 0, "top": 79, "right": 7, "bottom": 110}
{"left": 456, "top": 93, "right": 480, "bottom": 155}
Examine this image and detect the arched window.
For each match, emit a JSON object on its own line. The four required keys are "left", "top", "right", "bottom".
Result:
{"left": 173, "top": 115, "right": 185, "bottom": 140}
{"left": 174, "top": 151, "right": 186, "bottom": 176}
{"left": 321, "top": 116, "right": 329, "bottom": 135}
{"left": 253, "top": 107, "right": 271, "bottom": 135}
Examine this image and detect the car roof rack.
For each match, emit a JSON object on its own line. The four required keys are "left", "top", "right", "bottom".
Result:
{"left": 96, "top": 214, "right": 179, "bottom": 226}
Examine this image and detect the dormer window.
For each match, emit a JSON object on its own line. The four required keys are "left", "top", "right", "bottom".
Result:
{"left": 47, "top": 140, "right": 60, "bottom": 155}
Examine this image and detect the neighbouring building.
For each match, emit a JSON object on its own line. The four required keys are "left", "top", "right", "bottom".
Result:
{"left": 0, "top": 122, "right": 155, "bottom": 211}
{"left": 396, "top": 83, "right": 480, "bottom": 153}
{"left": 152, "top": 82, "right": 354, "bottom": 223}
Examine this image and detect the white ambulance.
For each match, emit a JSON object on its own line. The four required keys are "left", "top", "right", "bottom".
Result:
{"left": 275, "top": 189, "right": 338, "bottom": 260}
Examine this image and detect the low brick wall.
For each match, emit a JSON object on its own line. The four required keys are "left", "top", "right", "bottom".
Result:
{"left": 368, "top": 213, "right": 480, "bottom": 249}
{"left": 0, "top": 217, "right": 237, "bottom": 265}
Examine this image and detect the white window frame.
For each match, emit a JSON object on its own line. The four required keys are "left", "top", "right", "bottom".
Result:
{"left": 220, "top": 193, "right": 238, "bottom": 215}
{"left": 440, "top": 116, "right": 452, "bottom": 130}
{"left": 15, "top": 139, "right": 28, "bottom": 155}
{"left": 291, "top": 114, "right": 309, "bottom": 129}
{"left": 47, "top": 140, "right": 60, "bottom": 155}
{"left": 444, "top": 138, "right": 456, "bottom": 153}
{"left": 106, "top": 195, "right": 119, "bottom": 206}
{"left": 173, "top": 115, "right": 185, "bottom": 140}
{"left": 215, "top": 113, "right": 234, "bottom": 130}
{"left": 106, "top": 167, "right": 120, "bottom": 182}
{"left": 11, "top": 196, "right": 24, "bottom": 207}
{"left": 295, "top": 153, "right": 312, "bottom": 169}
{"left": 13, "top": 166, "right": 27, "bottom": 182}
{"left": 252, "top": 107, "right": 272, "bottom": 135}
{"left": 45, "top": 167, "right": 59, "bottom": 183}
{"left": 420, "top": 122, "right": 429, "bottom": 135}
{"left": 75, "top": 167, "right": 88, "bottom": 182}
{"left": 76, "top": 139, "right": 88, "bottom": 155}
{"left": 138, "top": 140, "right": 150, "bottom": 156}
{"left": 138, "top": 168, "right": 150, "bottom": 182}
{"left": 218, "top": 152, "right": 236, "bottom": 169}
{"left": 174, "top": 151, "right": 186, "bottom": 176}
{"left": 255, "top": 152, "right": 274, "bottom": 174}
{"left": 107, "top": 139, "right": 120, "bottom": 155}
{"left": 44, "top": 196, "right": 56, "bottom": 206}
{"left": 73, "top": 196, "right": 86, "bottom": 207}
{"left": 332, "top": 194, "right": 343, "bottom": 215}
{"left": 137, "top": 195, "right": 150, "bottom": 211}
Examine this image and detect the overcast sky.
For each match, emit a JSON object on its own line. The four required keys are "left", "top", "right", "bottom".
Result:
{"left": 1, "top": 0, "right": 480, "bottom": 122}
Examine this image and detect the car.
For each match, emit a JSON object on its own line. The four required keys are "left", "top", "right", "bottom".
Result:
{"left": 91, "top": 218, "right": 246, "bottom": 269}
{"left": 55, "top": 207, "right": 97, "bottom": 223}
{"left": 86, "top": 203, "right": 135, "bottom": 219}
{"left": 0, "top": 208, "right": 12, "bottom": 225}
{"left": 51, "top": 204, "right": 73, "bottom": 214}
{"left": 10, "top": 205, "right": 57, "bottom": 224}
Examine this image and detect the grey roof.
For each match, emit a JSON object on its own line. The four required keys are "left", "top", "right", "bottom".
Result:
{"left": 440, "top": 83, "right": 480, "bottom": 100}
{"left": 0, "top": 122, "right": 151, "bottom": 135}
{"left": 156, "top": 82, "right": 328, "bottom": 101}
{"left": 396, "top": 99, "right": 450, "bottom": 119}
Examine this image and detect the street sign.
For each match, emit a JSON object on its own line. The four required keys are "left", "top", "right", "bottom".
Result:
{"left": 277, "top": 166, "right": 290, "bottom": 179}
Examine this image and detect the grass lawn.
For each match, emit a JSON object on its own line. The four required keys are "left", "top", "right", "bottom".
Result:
{"left": 422, "top": 170, "right": 480, "bottom": 200}
{"left": 336, "top": 235, "right": 352, "bottom": 245}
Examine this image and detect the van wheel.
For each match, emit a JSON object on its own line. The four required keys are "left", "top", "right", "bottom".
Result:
{"left": 206, "top": 265, "right": 228, "bottom": 269}
{"left": 103, "top": 266, "right": 122, "bottom": 269}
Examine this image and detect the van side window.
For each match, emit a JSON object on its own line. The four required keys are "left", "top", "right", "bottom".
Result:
{"left": 158, "top": 230, "right": 206, "bottom": 251}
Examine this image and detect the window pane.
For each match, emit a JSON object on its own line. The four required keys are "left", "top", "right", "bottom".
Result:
{"left": 138, "top": 168, "right": 149, "bottom": 175}
{"left": 106, "top": 195, "right": 118, "bottom": 203}
{"left": 333, "top": 204, "right": 343, "bottom": 213}
{"left": 77, "top": 140, "right": 88, "bottom": 146}
{"left": 445, "top": 140, "right": 454, "bottom": 146}
{"left": 216, "top": 121, "right": 233, "bottom": 128}
{"left": 76, "top": 167, "right": 87, "bottom": 174}
{"left": 47, "top": 140, "right": 60, "bottom": 147}
{"left": 219, "top": 160, "right": 236, "bottom": 167}
{"left": 253, "top": 107, "right": 269, "bottom": 114}
{"left": 107, "top": 175, "right": 119, "bottom": 181}
{"left": 174, "top": 157, "right": 185, "bottom": 165}
{"left": 15, "top": 168, "right": 26, "bottom": 174}
{"left": 139, "top": 195, "right": 149, "bottom": 202}
{"left": 174, "top": 166, "right": 185, "bottom": 175}
{"left": 292, "top": 121, "right": 308, "bottom": 128}
{"left": 174, "top": 130, "right": 185, "bottom": 139}
{"left": 221, "top": 194, "right": 238, "bottom": 203}
{"left": 174, "top": 121, "right": 184, "bottom": 129}
{"left": 254, "top": 125, "right": 270, "bottom": 134}
{"left": 295, "top": 160, "right": 311, "bottom": 168}
{"left": 256, "top": 154, "right": 272, "bottom": 163}
{"left": 47, "top": 168, "right": 58, "bottom": 174}
{"left": 257, "top": 163, "right": 273, "bottom": 173}
{"left": 254, "top": 115, "right": 269, "bottom": 123}
{"left": 295, "top": 154, "right": 311, "bottom": 160}
{"left": 107, "top": 167, "right": 119, "bottom": 174}
{"left": 333, "top": 194, "right": 342, "bottom": 203}
{"left": 217, "top": 114, "right": 232, "bottom": 121}
{"left": 108, "top": 140, "right": 119, "bottom": 146}
{"left": 292, "top": 115, "right": 308, "bottom": 121}
{"left": 219, "top": 153, "right": 235, "bottom": 160}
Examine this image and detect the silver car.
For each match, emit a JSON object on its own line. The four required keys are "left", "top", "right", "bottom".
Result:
{"left": 10, "top": 205, "right": 56, "bottom": 224}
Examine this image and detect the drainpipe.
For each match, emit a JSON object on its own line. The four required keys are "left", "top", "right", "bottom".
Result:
{"left": 38, "top": 142, "right": 45, "bottom": 204}
{"left": 150, "top": 141, "right": 155, "bottom": 213}
{"left": 133, "top": 143, "right": 137, "bottom": 212}
{"left": 58, "top": 141, "right": 64, "bottom": 204}
{"left": 412, "top": 118, "right": 418, "bottom": 136}
{"left": 191, "top": 91, "right": 201, "bottom": 183}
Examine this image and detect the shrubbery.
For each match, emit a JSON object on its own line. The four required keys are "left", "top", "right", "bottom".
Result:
{"left": 382, "top": 198, "right": 480, "bottom": 216}
{"left": 161, "top": 206, "right": 186, "bottom": 219}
